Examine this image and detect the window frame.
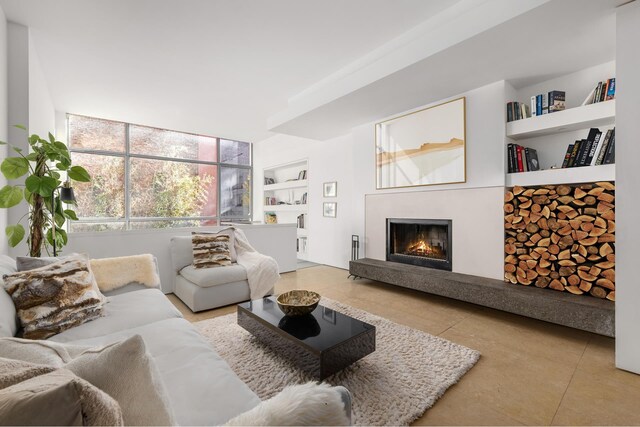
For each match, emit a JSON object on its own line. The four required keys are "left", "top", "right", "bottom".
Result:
{"left": 67, "top": 114, "right": 252, "bottom": 231}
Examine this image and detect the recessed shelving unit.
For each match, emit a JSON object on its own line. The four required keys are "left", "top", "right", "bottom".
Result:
{"left": 506, "top": 164, "right": 615, "bottom": 187}
{"left": 506, "top": 100, "right": 615, "bottom": 140}
{"left": 506, "top": 93, "right": 615, "bottom": 187}
{"left": 263, "top": 159, "right": 309, "bottom": 261}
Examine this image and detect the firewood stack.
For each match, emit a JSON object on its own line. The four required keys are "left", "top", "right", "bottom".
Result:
{"left": 504, "top": 181, "right": 615, "bottom": 301}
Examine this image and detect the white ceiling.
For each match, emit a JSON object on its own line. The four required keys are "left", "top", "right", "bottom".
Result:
{"left": 268, "top": 0, "right": 623, "bottom": 140}
{"left": 0, "top": 0, "right": 458, "bottom": 142}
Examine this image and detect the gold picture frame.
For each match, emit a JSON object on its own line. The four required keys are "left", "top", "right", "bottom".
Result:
{"left": 375, "top": 97, "right": 466, "bottom": 189}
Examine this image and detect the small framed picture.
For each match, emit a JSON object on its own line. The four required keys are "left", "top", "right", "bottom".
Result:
{"left": 323, "top": 181, "right": 337, "bottom": 197}
{"left": 323, "top": 202, "right": 337, "bottom": 218}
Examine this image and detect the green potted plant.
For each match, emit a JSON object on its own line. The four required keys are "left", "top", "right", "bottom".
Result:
{"left": 0, "top": 126, "right": 90, "bottom": 257}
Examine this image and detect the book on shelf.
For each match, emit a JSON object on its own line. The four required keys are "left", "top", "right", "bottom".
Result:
{"left": 297, "top": 169, "right": 308, "bottom": 180}
{"left": 507, "top": 101, "right": 530, "bottom": 122}
{"left": 561, "top": 144, "right": 574, "bottom": 168}
{"left": 548, "top": 91, "right": 566, "bottom": 113}
{"left": 297, "top": 214, "right": 305, "bottom": 229}
{"left": 507, "top": 90, "right": 564, "bottom": 122}
{"left": 297, "top": 237, "right": 308, "bottom": 253}
{"left": 507, "top": 143, "right": 539, "bottom": 173}
{"left": 264, "top": 196, "right": 277, "bottom": 205}
{"left": 541, "top": 92, "right": 549, "bottom": 115}
{"left": 582, "top": 78, "right": 615, "bottom": 105}
{"left": 525, "top": 148, "right": 539, "bottom": 171}
{"left": 603, "top": 130, "right": 615, "bottom": 164}
{"left": 566, "top": 141, "right": 581, "bottom": 168}
{"left": 584, "top": 128, "right": 603, "bottom": 165}
{"left": 591, "top": 129, "right": 612, "bottom": 166}
{"left": 264, "top": 212, "right": 277, "bottom": 224}
{"left": 561, "top": 127, "right": 615, "bottom": 168}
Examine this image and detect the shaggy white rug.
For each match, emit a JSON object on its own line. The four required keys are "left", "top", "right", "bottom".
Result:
{"left": 196, "top": 298, "right": 480, "bottom": 426}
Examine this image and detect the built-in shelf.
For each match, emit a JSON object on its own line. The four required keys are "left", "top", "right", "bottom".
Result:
{"left": 506, "top": 100, "right": 615, "bottom": 140}
{"left": 506, "top": 164, "right": 615, "bottom": 187}
{"left": 264, "top": 158, "right": 309, "bottom": 260}
{"left": 264, "top": 179, "right": 308, "bottom": 191}
{"left": 263, "top": 204, "right": 308, "bottom": 212}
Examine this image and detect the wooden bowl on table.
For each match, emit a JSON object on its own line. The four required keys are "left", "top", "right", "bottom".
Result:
{"left": 276, "top": 290, "right": 321, "bottom": 317}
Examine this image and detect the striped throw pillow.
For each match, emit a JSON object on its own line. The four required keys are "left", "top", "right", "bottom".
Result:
{"left": 192, "top": 233, "right": 232, "bottom": 269}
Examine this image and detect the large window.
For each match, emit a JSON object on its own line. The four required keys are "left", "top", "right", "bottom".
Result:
{"left": 67, "top": 114, "right": 251, "bottom": 232}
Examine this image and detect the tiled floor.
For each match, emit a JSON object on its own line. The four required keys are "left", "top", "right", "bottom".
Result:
{"left": 167, "top": 265, "right": 640, "bottom": 426}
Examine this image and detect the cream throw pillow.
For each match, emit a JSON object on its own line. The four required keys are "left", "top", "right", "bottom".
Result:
{"left": 0, "top": 335, "right": 175, "bottom": 426}
{"left": 0, "top": 365, "right": 124, "bottom": 426}
{"left": 2, "top": 255, "right": 105, "bottom": 339}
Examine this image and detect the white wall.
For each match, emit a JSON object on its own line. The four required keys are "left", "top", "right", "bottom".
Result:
{"left": 0, "top": 7, "right": 7, "bottom": 255}
{"left": 6, "top": 22, "right": 29, "bottom": 257}
{"left": 361, "top": 81, "right": 507, "bottom": 279}
{"left": 615, "top": 0, "right": 640, "bottom": 375}
{"left": 254, "top": 132, "right": 357, "bottom": 269}
{"left": 254, "top": 80, "right": 508, "bottom": 274}
{"left": 5, "top": 23, "right": 57, "bottom": 257}
{"left": 28, "top": 34, "right": 55, "bottom": 137}
{"left": 365, "top": 187, "right": 504, "bottom": 279}
{"left": 65, "top": 224, "right": 297, "bottom": 294}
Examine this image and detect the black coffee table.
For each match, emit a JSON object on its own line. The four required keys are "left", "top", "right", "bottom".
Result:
{"left": 237, "top": 297, "right": 375, "bottom": 379}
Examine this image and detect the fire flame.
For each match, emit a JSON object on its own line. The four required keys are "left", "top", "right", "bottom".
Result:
{"left": 405, "top": 239, "right": 445, "bottom": 260}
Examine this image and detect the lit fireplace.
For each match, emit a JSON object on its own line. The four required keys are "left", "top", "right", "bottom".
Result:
{"left": 386, "top": 218, "right": 452, "bottom": 271}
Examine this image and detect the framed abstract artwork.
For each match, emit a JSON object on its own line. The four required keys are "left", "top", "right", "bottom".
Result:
{"left": 323, "top": 202, "right": 337, "bottom": 218}
{"left": 375, "top": 97, "right": 466, "bottom": 189}
{"left": 323, "top": 181, "right": 337, "bottom": 197}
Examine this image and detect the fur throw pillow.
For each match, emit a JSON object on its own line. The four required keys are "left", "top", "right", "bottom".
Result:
{"left": 2, "top": 255, "right": 105, "bottom": 339}
{"left": 225, "top": 382, "right": 350, "bottom": 426}
{"left": 15, "top": 253, "right": 105, "bottom": 304}
{"left": 89, "top": 254, "right": 160, "bottom": 292}
{"left": 192, "top": 233, "right": 232, "bottom": 269}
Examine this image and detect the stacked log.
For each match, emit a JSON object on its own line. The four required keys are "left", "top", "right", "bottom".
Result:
{"left": 504, "top": 181, "right": 615, "bottom": 301}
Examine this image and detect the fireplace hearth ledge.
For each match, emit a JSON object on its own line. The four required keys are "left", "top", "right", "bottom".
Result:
{"left": 349, "top": 258, "right": 614, "bottom": 337}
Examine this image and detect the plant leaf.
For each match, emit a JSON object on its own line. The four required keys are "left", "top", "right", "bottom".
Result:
{"left": 1, "top": 157, "right": 29, "bottom": 179}
{"left": 49, "top": 132, "right": 56, "bottom": 143}
{"left": 0, "top": 141, "right": 7, "bottom": 145}
{"left": 46, "top": 227, "right": 67, "bottom": 247}
{"left": 5, "top": 224, "right": 25, "bottom": 247}
{"left": 53, "top": 141, "right": 68, "bottom": 152}
{"left": 24, "top": 187, "right": 33, "bottom": 203}
{"left": 14, "top": 125, "right": 26, "bottom": 131}
{"left": 0, "top": 185, "right": 24, "bottom": 208}
{"left": 68, "top": 165, "right": 90, "bottom": 182}
{"left": 54, "top": 212, "right": 65, "bottom": 227}
{"left": 25, "top": 152, "right": 39, "bottom": 161}
{"left": 12, "top": 147, "right": 22, "bottom": 153}
{"left": 57, "top": 227, "right": 68, "bottom": 245}
{"left": 63, "top": 209, "right": 79, "bottom": 220}
{"left": 25, "top": 175, "right": 58, "bottom": 197}
{"left": 55, "top": 161, "right": 70, "bottom": 171}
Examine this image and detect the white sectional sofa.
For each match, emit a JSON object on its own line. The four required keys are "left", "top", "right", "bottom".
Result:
{"left": 0, "top": 255, "right": 350, "bottom": 425}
